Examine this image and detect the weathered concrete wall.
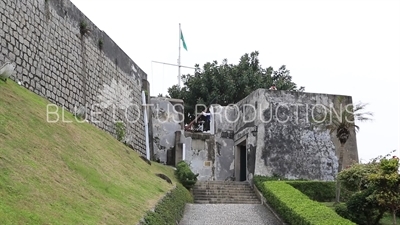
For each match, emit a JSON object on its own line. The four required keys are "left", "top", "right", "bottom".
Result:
{"left": 184, "top": 132, "right": 215, "bottom": 181}
{"left": 212, "top": 105, "right": 236, "bottom": 180}
{"left": 235, "top": 89, "right": 358, "bottom": 181}
{"left": 150, "top": 90, "right": 358, "bottom": 181}
{"left": 246, "top": 128, "right": 258, "bottom": 182}
{"left": 0, "top": 0, "right": 147, "bottom": 154}
{"left": 150, "top": 102, "right": 236, "bottom": 181}
{"left": 150, "top": 97, "right": 185, "bottom": 164}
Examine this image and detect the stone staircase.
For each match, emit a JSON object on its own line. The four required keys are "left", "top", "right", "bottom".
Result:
{"left": 192, "top": 181, "right": 261, "bottom": 204}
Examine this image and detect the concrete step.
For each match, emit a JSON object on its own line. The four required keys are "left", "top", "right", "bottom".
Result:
{"left": 194, "top": 187, "right": 252, "bottom": 190}
{"left": 193, "top": 188, "right": 253, "bottom": 191}
{"left": 196, "top": 181, "right": 248, "bottom": 183}
{"left": 195, "top": 196, "right": 259, "bottom": 200}
{"left": 194, "top": 199, "right": 261, "bottom": 204}
{"left": 194, "top": 192, "right": 254, "bottom": 195}
{"left": 194, "top": 183, "right": 251, "bottom": 187}
{"left": 193, "top": 186, "right": 253, "bottom": 189}
{"left": 193, "top": 186, "right": 253, "bottom": 190}
{"left": 194, "top": 182, "right": 250, "bottom": 186}
{"left": 193, "top": 192, "right": 257, "bottom": 196}
{"left": 192, "top": 181, "right": 260, "bottom": 204}
{"left": 193, "top": 191, "right": 255, "bottom": 193}
{"left": 195, "top": 183, "right": 251, "bottom": 185}
{"left": 193, "top": 193, "right": 256, "bottom": 196}
{"left": 194, "top": 192, "right": 258, "bottom": 195}
{"left": 193, "top": 190, "right": 254, "bottom": 195}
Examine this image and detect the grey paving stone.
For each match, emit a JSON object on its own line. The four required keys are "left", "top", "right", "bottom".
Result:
{"left": 179, "top": 203, "right": 282, "bottom": 225}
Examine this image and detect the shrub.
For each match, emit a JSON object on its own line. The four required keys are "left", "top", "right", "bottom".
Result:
{"left": 115, "top": 121, "right": 125, "bottom": 141}
{"left": 175, "top": 161, "right": 198, "bottom": 190}
{"left": 344, "top": 188, "right": 385, "bottom": 225}
{"left": 334, "top": 201, "right": 384, "bottom": 225}
{"left": 140, "top": 183, "right": 193, "bottom": 225}
{"left": 335, "top": 203, "right": 353, "bottom": 220}
{"left": 256, "top": 181, "right": 356, "bottom": 225}
{"left": 98, "top": 38, "right": 103, "bottom": 51}
{"left": 338, "top": 162, "right": 378, "bottom": 192}
{"left": 79, "top": 20, "right": 90, "bottom": 36}
{"left": 339, "top": 185, "right": 354, "bottom": 202}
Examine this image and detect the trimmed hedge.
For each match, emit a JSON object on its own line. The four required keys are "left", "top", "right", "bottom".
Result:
{"left": 286, "top": 181, "right": 353, "bottom": 202}
{"left": 257, "top": 181, "right": 356, "bottom": 225}
{"left": 285, "top": 181, "right": 334, "bottom": 202}
{"left": 140, "top": 183, "right": 193, "bottom": 225}
{"left": 253, "top": 175, "right": 352, "bottom": 202}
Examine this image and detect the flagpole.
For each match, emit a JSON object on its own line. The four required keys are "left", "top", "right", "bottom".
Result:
{"left": 178, "top": 23, "right": 181, "bottom": 88}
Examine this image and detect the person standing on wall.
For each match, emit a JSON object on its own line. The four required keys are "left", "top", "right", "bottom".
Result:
{"left": 269, "top": 83, "right": 277, "bottom": 90}
{"left": 202, "top": 110, "right": 211, "bottom": 132}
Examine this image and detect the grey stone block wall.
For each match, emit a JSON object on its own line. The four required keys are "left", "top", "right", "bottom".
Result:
{"left": 0, "top": 0, "right": 147, "bottom": 154}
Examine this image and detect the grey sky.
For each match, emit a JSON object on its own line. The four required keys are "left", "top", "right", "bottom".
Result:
{"left": 70, "top": 0, "right": 400, "bottom": 162}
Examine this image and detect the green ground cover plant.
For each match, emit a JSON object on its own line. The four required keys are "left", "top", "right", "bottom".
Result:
{"left": 0, "top": 81, "right": 189, "bottom": 224}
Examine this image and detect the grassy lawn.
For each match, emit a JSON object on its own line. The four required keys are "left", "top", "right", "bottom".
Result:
{"left": 322, "top": 202, "right": 399, "bottom": 225}
{"left": 0, "top": 81, "right": 177, "bottom": 224}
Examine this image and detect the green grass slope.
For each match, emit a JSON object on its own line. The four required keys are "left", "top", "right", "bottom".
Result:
{"left": 0, "top": 81, "right": 177, "bottom": 225}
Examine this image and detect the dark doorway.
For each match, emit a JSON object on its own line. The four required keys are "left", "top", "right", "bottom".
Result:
{"left": 166, "top": 148, "right": 175, "bottom": 166}
{"left": 240, "top": 145, "right": 247, "bottom": 181}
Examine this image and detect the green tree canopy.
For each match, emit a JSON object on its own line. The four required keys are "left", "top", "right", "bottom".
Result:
{"left": 337, "top": 151, "right": 400, "bottom": 225}
{"left": 369, "top": 156, "right": 400, "bottom": 224}
{"left": 167, "top": 51, "right": 305, "bottom": 123}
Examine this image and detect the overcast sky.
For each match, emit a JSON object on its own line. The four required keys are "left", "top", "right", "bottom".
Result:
{"left": 70, "top": 0, "right": 400, "bottom": 162}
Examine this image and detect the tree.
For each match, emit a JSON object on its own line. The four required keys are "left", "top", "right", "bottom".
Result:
{"left": 168, "top": 51, "right": 304, "bottom": 124}
{"left": 338, "top": 162, "right": 385, "bottom": 225}
{"left": 337, "top": 151, "right": 399, "bottom": 225}
{"left": 327, "top": 101, "right": 373, "bottom": 173}
{"left": 368, "top": 156, "right": 400, "bottom": 225}
{"left": 314, "top": 97, "right": 373, "bottom": 203}
{"left": 156, "top": 93, "right": 169, "bottom": 98}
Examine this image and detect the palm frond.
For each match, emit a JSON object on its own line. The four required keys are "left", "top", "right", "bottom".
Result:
{"left": 310, "top": 100, "right": 373, "bottom": 145}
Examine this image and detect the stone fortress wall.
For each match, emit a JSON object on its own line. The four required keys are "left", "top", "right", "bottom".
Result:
{"left": 0, "top": 0, "right": 148, "bottom": 154}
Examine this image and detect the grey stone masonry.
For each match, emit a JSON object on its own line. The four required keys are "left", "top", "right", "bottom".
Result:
{"left": 0, "top": 0, "right": 148, "bottom": 155}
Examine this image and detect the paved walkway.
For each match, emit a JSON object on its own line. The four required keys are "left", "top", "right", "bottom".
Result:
{"left": 179, "top": 203, "right": 282, "bottom": 225}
